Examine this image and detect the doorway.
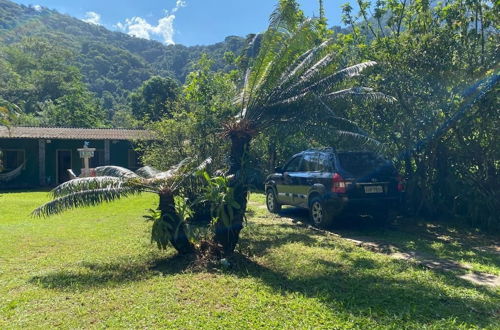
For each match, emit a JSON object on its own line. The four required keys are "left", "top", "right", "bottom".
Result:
{"left": 56, "top": 150, "right": 72, "bottom": 184}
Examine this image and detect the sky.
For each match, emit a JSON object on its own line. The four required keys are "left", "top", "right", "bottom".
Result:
{"left": 13, "top": 0, "right": 357, "bottom": 46}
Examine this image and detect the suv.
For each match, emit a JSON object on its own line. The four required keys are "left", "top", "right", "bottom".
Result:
{"left": 264, "top": 148, "right": 404, "bottom": 228}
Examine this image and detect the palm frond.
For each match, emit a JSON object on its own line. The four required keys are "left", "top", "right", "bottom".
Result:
{"left": 195, "top": 157, "right": 213, "bottom": 172}
{"left": 325, "top": 87, "right": 397, "bottom": 102}
{"left": 242, "top": 19, "right": 319, "bottom": 120}
{"left": 299, "top": 61, "right": 378, "bottom": 95}
{"left": 298, "top": 53, "right": 334, "bottom": 83}
{"left": 334, "top": 130, "right": 383, "bottom": 146}
{"left": 170, "top": 158, "right": 213, "bottom": 192}
{"left": 136, "top": 166, "right": 161, "bottom": 179}
{"left": 238, "top": 34, "right": 260, "bottom": 112}
{"left": 52, "top": 176, "right": 123, "bottom": 198}
{"left": 276, "top": 39, "right": 331, "bottom": 88}
{"left": 33, "top": 187, "right": 142, "bottom": 218}
{"left": 95, "top": 166, "right": 139, "bottom": 179}
{"left": 233, "top": 4, "right": 390, "bottom": 147}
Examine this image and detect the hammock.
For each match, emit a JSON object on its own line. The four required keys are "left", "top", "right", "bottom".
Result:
{"left": 0, "top": 162, "right": 25, "bottom": 182}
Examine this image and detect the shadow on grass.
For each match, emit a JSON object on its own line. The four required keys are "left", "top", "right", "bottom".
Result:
{"left": 29, "top": 217, "right": 499, "bottom": 327}
{"left": 225, "top": 254, "right": 499, "bottom": 328}
{"left": 276, "top": 206, "right": 500, "bottom": 272}
{"left": 29, "top": 254, "right": 194, "bottom": 291}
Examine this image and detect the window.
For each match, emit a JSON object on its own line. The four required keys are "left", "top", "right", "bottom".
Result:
{"left": 1, "top": 150, "right": 25, "bottom": 171}
{"left": 338, "top": 152, "right": 388, "bottom": 176}
{"left": 284, "top": 156, "right": 302, "bottom": 172}
{"left": 128, "top": 150, "right": 142, "bottom": 169}
{"left": 317, "top": 153, "right": 333, "bottom": 172}
{"left": 299, "top": 153, "right": 318, "bottom": 172}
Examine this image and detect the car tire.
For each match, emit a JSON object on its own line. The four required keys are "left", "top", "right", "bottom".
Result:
{"left": 309, "top": 197, "right": 334, "bottom": 228}
{"left": 266, "top": 189, "right": 282, "bottom": 213}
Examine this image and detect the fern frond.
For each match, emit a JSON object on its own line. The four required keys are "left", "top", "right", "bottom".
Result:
{"left": 277, "top": 38, "right": 331, "bottom": 88}
{"left": 95, "top": 166, "right": 139, "bottom": 179}
{"left": 52, "top": 176, "right": 123, "bottom": 198}
{"left": 136, "top": 166, "right": 161, "bottom": 179}
{"left": 326, "top": 87, "right": 396, "bottom": 102}
{"left": 300, "top": 61, "right": 377, "bottom": 95}
{"left": 33, "top": 187, "right": 142, "bottom": 218}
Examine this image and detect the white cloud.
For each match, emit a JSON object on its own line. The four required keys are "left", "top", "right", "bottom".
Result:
{"left": 114, "top": 22, "right": 126, "bottom": 31}
{"left": 172, "top": 0, "right": 186, "bottom": 13}
{"left": 82, "top": 11, "right": 102, "bottom": 25}
{"left": 33, "top": 5, "right": 42, "bottom": 12}
{"left": 115, "top": 1, "right": 187, "bottom": 45}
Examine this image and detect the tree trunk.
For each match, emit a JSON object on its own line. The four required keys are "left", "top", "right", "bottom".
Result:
{"left": 214, "top": 134, "right": 251, "bottom": 256}
{"left": 268, "top": 138, "right": 277, "bottom": 173}
{"left": 158, "top": 192, "right": 194, "bottom": 255}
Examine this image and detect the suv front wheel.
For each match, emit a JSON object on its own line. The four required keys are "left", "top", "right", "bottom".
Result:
{"left": 309, "top": 197, "right": 334, "bottom": 228}
{"left": 266, "top": 189, "right": 282, "bottom": 213}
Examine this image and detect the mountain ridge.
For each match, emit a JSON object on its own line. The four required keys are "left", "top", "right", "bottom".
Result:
{"left": 0, "top": 0, "right": 246, "bottom": 107}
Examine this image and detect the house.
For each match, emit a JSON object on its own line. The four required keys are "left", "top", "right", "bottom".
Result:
{"left": 0, "top": 126, "right": 153, "bottom": 189}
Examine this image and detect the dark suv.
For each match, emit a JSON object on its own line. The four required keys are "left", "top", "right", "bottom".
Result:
{"left": 265, "top": 149, "right": 404, "bottom": 228}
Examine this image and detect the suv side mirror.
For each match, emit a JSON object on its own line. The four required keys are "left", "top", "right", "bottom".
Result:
{"left": 275, "top": 167, "right": 283, "bottom": 173}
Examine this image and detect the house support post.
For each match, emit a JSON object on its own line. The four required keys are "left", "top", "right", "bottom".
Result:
{"left": 38, "top": 139, "right": 46, "bottom": 186}
{"left": 104, "top": 140, "right": 110, "bottom": 165}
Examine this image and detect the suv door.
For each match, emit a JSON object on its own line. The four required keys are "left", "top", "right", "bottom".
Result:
{"left": 276, "top": 155, "right": 302, "bottom": 205}
{"left": 295, "top": 152, "right": 319, "bottom": 207}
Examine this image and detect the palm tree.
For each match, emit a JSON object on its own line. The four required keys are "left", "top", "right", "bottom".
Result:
{"left": 215, "top": 1, "right": 394, "bottom": 255}
{"left": 33, "top": 158, "right": 210, "bottom": 255}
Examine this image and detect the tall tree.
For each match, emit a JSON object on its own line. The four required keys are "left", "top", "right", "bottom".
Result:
{"left": 343, "top": 0, "right": 499, "bottom": 227}
{"left": 130, "top": 76, "right": 180, "bottom": 122}
{"left": 214, "top": 1, "right": 392, "bottom": 255}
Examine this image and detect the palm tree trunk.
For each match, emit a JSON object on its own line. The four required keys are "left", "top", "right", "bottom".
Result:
{"left": 158, "top": 192, "right": 194, "bottom": 255}
{"left": 214, "top": 134, "right": 251, "bottom": 256}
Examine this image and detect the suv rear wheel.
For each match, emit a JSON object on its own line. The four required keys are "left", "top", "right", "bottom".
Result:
{"left": 309, "top": 197, "right": 334, "bottom": 228}
{"left": 266, "top": 189, "right": 282, "bottom": 213}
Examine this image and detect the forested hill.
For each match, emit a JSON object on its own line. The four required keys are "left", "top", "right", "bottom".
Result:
{"left": 0, "top": 0, "right": 245, "bottom": 107}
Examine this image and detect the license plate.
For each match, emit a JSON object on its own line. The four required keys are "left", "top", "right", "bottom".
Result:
{"left": 364, "top": 186, "right": 383, "bottom": 193}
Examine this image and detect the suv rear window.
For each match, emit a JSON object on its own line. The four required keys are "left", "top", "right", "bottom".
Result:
{"left": 337, "top": 152, "right": 388, "bottom": 176}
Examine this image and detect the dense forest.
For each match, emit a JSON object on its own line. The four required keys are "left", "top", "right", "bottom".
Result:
{"left": 0, "top": 0, "right": 245, "bottom": 126}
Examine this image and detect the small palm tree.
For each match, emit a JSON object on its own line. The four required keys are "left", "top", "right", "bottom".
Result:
{"left": 33, "top": 158, "right": 210, "bottom": 255}
{"left": 215, "top": 1, "right": 394, "bottom": 254}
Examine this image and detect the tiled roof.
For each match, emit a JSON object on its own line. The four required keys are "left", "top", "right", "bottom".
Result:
{"left": 0, "top": 126, "right": 154, "bottom": 140}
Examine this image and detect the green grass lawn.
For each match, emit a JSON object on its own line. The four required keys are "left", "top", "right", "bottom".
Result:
{"left": 0, "top": 191, "right": 498, "bottom": 329}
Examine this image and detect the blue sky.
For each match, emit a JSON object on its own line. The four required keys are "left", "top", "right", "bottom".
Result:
{"left": 13, "top": 0, "right": 357, "bottom": 46}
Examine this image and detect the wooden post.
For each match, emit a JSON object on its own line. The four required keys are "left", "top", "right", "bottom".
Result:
{"left": 38, "top": 139, "right": 46, "bottom": 186}
{"left": 104, "top": 140, "right": 110, "bottom": 165}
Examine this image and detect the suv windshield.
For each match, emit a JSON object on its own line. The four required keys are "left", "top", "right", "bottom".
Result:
{"left": 338, "top": 152, "right": 389, "bottom": 177}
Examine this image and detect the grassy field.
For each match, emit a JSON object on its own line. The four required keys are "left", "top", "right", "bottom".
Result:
{"left": 0, "top": 191, "right": 498, "bottom": 329}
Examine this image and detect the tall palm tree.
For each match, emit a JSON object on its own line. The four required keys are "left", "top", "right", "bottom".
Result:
{"left": 215, "top": 1, "right": 394, "bottom": 255}
{"left": 34, "top": 158, "right": 210, "bottom": 255}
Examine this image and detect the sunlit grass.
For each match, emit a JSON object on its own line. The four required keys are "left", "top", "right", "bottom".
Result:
{"left": 0, "top": 191, "right": 498, "bottom": 328}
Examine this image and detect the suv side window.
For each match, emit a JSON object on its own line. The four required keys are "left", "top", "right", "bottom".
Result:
{"left": 284, "top": 156, "right": 302, "bottom": 172}
{"left": 317, "top": 153, "right": 333, "bottom": 172}
{"left": 299, "top": 153, "right": 319, "bottom": 172}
